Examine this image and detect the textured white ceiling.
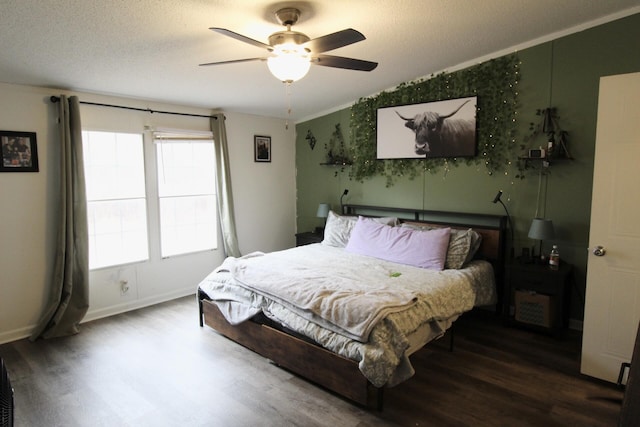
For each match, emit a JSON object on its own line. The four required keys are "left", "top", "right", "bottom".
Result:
{"left": 0, "top": 0, "right": 638, "bottom": 121}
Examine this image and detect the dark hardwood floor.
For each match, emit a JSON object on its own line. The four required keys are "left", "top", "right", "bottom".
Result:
{"left": 0, "top": 296, "right": 623, "bottom": 426}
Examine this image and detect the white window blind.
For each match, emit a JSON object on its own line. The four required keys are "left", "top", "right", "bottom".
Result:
{"left": 154, "top": 130, "right": 217, "bottom": 257}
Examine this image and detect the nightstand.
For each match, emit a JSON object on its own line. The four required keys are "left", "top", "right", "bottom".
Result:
{"left": 295, "top": 231, "right": 323, "bottom": 246}
{"left": 504, "top": 261, "right": 572, "bottom": 335}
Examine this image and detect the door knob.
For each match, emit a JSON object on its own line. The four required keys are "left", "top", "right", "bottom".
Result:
{"left": 593, "top": 246, "right": 606, "bottom": 257}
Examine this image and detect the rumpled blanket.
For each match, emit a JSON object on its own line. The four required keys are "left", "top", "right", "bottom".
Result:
{"left": 199, "top": 244, "right": 496, "bottom": 387}
{"left": 216, "top": 250, "right": 418, "bottom": 342}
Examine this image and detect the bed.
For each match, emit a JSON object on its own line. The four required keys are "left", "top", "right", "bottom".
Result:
{"left": 198, "top": 204, "right": 506, "bottom": 409}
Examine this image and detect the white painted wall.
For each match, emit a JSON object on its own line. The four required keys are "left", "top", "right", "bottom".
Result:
{"left": 224, "top": 113, "right": 297, "bottom": 254}
{"left": 0, "top": 82, "right": 296, "bottom": 344}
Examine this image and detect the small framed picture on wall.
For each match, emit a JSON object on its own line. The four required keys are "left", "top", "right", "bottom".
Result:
{"left": 254, "top": 135, "right": 271, "bottom": 162}
{"left": 0, "top": 130, "right": 39, "bottom": 172}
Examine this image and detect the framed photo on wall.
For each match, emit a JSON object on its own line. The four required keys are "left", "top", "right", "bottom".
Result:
{"left": 376, "top": 96, "right": 477, "bottom": 159}
{"left": 254, "top": 135, "right": 271, "bottom": 162}
{"left": 0, "top": 130, "right": 39, "bottom": 172}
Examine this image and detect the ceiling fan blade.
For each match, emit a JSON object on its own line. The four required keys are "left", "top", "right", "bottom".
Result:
{"left": 199, "top": 58, "right": 265, "bottom": 66}
{"left": 314, "top": 54, "right": 378, "bottom": 71}
{"left": 304, "top": 28, "right": 366, "bottom": 53}
{"left": 209, "top": 28, "right": 272, "bottom": 51}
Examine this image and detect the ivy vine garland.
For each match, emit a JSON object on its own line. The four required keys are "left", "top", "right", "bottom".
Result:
{"left": 348, "top": 54, "right": 520, "bottom": 186}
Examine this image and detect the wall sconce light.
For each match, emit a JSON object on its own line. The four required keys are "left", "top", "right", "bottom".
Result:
{"left": 492, "top": 190, "right": 514, "bottom": 260}
{"left": 340, "top": 189, "right": 349, "bottom": 213}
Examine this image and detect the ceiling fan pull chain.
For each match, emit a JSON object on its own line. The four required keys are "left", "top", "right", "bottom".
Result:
{"left": 285, "top": 82, "right": 293, "bottom": 130}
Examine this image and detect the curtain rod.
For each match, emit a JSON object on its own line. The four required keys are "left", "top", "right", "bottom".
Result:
{"left": 49, "top": 96, "right": 217, "bottom": 119}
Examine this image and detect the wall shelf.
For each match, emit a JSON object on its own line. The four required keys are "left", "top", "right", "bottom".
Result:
{"left": 320, "top": 162, "right": 352, "bottom": 166}
{"left": 518, "top": 155, "right": 573, "bottom": 166}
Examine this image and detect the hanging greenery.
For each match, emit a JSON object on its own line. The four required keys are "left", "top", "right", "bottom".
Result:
{"left": 349, "top": 53, "right": 520, "bottom": 186}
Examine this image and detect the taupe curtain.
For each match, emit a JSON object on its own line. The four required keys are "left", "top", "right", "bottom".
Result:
{"left": 211, "top": 114, "right": 241, "bottom": 257}
{"left": 31, "top": 95, "right": 89, "bottom": 340}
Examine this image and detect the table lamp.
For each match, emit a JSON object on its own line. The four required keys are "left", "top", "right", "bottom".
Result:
{"left": 316, "top": 203, "right": 330, "bottom": 234}
{"left": 528, "top": 218, "right": 555, "bottom": 261}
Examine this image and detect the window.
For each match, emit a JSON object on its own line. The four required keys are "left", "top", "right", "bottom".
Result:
{"left": 82, "top": 129, "right": 218, "bottom": 270}
{"left": 155, "top": 132, "right": 217, "bottom": 257}
{"left": 82, "top": 131, "right": 149, "bottom": 269}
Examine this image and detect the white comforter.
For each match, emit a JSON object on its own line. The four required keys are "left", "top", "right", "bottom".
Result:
{"left": 198, "top": 244, "right": 496, "bottom": 387}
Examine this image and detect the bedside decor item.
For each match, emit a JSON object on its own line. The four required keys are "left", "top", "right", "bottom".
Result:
{"left": 0, "top": 130, "right": 39, "bottom": 172}
{"left": 254, "top": 135, "right": 271, "bottom": 162}
{"left": 528, "top": 218, "right": 555, "bottom": 260}
{"left": 316, "top": 203, "right": 330, "bottom": 218}
{"left": 315, "top": 203, "right": 330, "bottom": 233}
{"left": 549, "top": 245, "right": 560, "bottom": 270}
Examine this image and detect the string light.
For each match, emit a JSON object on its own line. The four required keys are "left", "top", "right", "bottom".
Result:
{"left": 349, "top": 53, "right": 521, "bottom": 184}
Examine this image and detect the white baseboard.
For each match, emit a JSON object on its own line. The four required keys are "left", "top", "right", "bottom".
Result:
{"left": 0, "top": 325, "right": 36, "bottom": 345}
{"left": 82, "top": 288, "right": 195, "bottom": 324}
{"left": 0, "top": 288, "right": 195, "bottom": 345}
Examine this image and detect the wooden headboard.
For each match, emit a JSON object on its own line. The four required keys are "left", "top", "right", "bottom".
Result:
{"left": 342, "top": 204, "right": 507, "bottom": 311}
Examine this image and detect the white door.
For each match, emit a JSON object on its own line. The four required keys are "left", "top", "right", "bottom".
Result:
{"left": 581, "top": 72, "right": 640, "bottom": 383}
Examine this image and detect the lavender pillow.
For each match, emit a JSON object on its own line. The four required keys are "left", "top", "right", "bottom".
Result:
{"left": 345, "top": 217, "right": 451, "bottom": 270}
{"left": 321, "top": 211, "right": 398, "bottom": 248}
{"left": 401, "top": 223, "right": 482, "bottom": 269}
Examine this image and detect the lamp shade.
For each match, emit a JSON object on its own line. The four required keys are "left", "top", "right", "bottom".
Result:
{"left": 528, "top": 218, "right": 555, "bottom": 240}
{"left": 316, "top": 203, "right": 330, "bottom": 218}
{"left": 267, "top": 45, "right": 311, "bottom": 83}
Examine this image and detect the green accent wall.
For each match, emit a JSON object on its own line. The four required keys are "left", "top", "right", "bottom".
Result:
{"left": 295, "top": 13, "right": 640, "bottom": 321}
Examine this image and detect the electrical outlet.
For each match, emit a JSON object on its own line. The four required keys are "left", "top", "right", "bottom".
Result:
{"left": 120, "top": 280, "right": 129, "bottom": 296}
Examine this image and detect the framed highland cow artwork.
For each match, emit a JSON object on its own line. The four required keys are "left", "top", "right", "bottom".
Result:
{"left": 376, "top": 96, "right": 477, "bottom": 159}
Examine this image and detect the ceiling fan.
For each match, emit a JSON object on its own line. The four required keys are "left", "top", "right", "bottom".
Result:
{"left": 200, "top": 7, "right": 378, "bottom": 83}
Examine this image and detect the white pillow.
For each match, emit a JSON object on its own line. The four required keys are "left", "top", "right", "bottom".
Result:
{"left": 322, "top": 211, "right": 398, "bottom": 248}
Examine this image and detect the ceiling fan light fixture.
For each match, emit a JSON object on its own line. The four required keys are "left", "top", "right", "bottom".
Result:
{"left": 267, "top": 48, "right": 311, "bottom": 83}
{"left": 202, "top": 8, "right": 378, "bottom": 79}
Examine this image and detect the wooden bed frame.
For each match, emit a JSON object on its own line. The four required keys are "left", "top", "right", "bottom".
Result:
{"left": 198, "top": 204, "right": 507, "bottom": 409}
